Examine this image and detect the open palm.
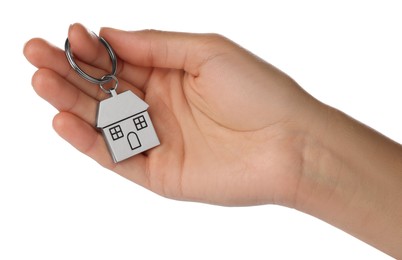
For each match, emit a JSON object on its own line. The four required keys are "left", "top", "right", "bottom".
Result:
{"left": 24, "top": 24, "right": 317, "bottom": 206}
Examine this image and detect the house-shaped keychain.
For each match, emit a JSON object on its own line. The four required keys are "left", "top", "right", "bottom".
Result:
{"left": 97, "top": 89, "right": 160, "bottom": 162}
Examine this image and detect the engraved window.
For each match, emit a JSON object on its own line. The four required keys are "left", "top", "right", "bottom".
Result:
{"left": 133, "top": 115, "right": 148, "bottom": 131}
{"left": 109, "top": 125, "right": 124, "bottom": 141}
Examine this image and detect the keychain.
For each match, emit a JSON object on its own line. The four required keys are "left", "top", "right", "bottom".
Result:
{"left": 65, "top": 35, "right": 160, "bottom": 163}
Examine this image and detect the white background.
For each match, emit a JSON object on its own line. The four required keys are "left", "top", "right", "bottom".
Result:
{"left": 1, "top": 1, "right": 400, "bottom": 259}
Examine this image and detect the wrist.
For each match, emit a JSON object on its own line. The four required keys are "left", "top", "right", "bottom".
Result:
{"left": 296, "top": 104, "right": 402, "bottom": 257}
{"left": 296, "top": 105, "right": 344, "bottom": 213}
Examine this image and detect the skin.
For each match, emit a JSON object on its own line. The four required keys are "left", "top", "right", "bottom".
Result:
{"left": 24, "top": 23, "right": 402, "bottom": 258}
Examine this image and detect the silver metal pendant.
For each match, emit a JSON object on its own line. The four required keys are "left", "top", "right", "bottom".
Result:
{"left": 65, "top": 34, "right": 160, "bottom": 163}
{"left": 97, "top": 89, "right": 160, "bottom": 162}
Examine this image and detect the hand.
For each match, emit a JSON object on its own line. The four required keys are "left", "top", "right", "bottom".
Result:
{"left": 24, "top": 23, "right": 320, "bottom": 206}
{"left": 24, "top": 24, "right": 402, "bottom": 257}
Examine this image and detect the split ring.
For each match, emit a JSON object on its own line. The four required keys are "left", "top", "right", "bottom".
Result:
{"left": 99, "top": 74, "right": 119, "bottom": 94}
{"left": 65, "top": 35, "right": 117, "bottom": 85}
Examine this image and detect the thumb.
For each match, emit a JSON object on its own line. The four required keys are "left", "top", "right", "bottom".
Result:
{"left": 99, "top": 28, "right": 228, "bottom": 76}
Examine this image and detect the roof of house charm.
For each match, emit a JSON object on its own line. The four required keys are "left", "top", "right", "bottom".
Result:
{"left": 97, "top": 90, "right": 160, "bottom": 162}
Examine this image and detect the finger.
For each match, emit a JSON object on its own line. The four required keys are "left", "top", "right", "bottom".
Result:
{"left": 32, "top": 68, "right": 98, "bottom": 126}
{"left": 24, "top": 38, "right": 145, "bottom": 100}
{"left": 53, "top": 112, "right": 114, "bottom": 167}
{"left": 24, "top": 37, "right": 109, "bottom": 99}
{"left": 68, "top": 23, "right": 113, "bottom": 74}
{"left": 53, "top": 112, "right": 150, "bottom": 188}
{"left": 69, "top": 23, "right": 154, "bottom": 90}
{"left": 99, "top": 28, "right": 225, "bottom": 77}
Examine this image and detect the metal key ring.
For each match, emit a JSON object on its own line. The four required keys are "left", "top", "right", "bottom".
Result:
{"left": 65, "top": 35, "right": 117, "bottom": 85}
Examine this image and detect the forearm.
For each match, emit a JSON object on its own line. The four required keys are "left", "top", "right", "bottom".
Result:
{"left": 298, "top": 105, "right": 402, "bottom": 258}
